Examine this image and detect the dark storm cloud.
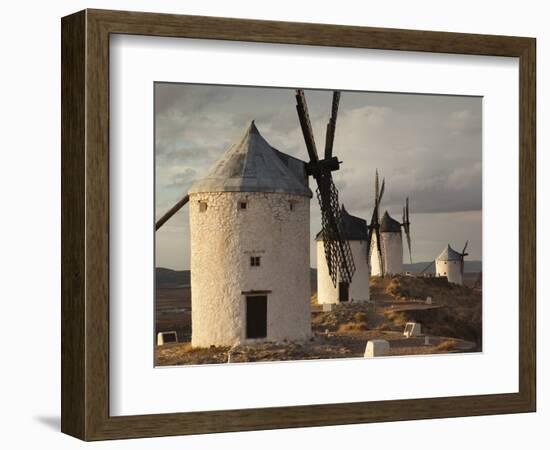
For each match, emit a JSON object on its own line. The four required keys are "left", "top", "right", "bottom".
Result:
{"left": 155, "top": 83, "right": 482, "bottom": 269}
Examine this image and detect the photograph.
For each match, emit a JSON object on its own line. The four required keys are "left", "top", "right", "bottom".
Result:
{"left": 153, "top": 83, "right": 483, "bottom": 366}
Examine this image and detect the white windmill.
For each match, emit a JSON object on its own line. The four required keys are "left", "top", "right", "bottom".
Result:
{"left": 316, "top": 205, "right": 370, "bottom": 304}
{"left": 435, "top": 242, "right": 469, "bottom": 285}
{"left": 368, "top": 171, "right": 412, "bottom": 276}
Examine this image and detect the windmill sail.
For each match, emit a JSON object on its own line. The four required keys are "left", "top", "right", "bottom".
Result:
{"left": 295, "top": 89, "right": 355, "bottom": 286}
{"left": 460, "top": 240, "right": 469, "bottom": 277}
{"left": 155, "top": 194, "right": 190, "bottom": 231}
{"left": 402, "top": 197, "right": 412, "bottom": 264}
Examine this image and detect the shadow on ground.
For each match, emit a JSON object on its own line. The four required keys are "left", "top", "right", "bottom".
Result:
{"left": 34, "top": 416, "right": 60, "bottom": 431}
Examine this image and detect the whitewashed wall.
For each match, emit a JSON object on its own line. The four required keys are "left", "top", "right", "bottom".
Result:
{"left": 316, "top": 240, "right": 339, "bottom": 304}
{"left": 317, "top": 240, "right": 370, "bottom": 303}
{"left": 370, "top": 232, "right": 403, "bottom": 276}
{"left": 436, "top": 259, "right": 463, "bottom": 285}
{"left": 189, "top": 191, "right": 311, "bottom": 347}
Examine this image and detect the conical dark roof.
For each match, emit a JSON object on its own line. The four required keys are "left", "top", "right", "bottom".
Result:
{"left": 188, "top": 121, "right": 312, "bottom": 197}
{"left": 436, "top": 244, "right": 463, "bottom": 262}
{"left": 315, "top": 205, "right": 368, "bottom": 241}
{"left": 380, "top": 211, "right": 402, "bottom": 233}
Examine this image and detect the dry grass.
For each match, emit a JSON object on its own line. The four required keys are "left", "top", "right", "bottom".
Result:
{"left": 155, "top": 342, "right": 231, "bottom": 365}
{"left": 310, "top": 293, "right": 318, "bottom": 305}
{"left": 384, "top": 310, "right": 408, "bottom": 327}
{"left": 385, "top": 278, "right": 404, "bottom": 297}
{"left": 338, "top": 323, "right": 368, "bottom": 333}
{"left": 337, "top": 311, "right": 369, "bottom": 333}
{"left": 374, "top": 275, "right": 482, "bottom": 350}
{"left": 435, "top": 340, "right": 457, "bottom": 352}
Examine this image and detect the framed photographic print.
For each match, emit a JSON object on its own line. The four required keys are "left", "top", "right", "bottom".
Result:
{"left": 61, "top": 9, "right": 536, "bottom": 441}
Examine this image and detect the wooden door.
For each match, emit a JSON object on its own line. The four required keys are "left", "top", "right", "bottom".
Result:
{"left": 339, "top": 282, "right": 349, "bottom": 302}
{"left": 246, "top": 295, "right": 267, "bottom": 338}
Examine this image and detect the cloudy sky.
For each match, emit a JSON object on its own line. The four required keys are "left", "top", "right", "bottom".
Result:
{"left": 155, "top": 83, "right": 482, "bottom": 270}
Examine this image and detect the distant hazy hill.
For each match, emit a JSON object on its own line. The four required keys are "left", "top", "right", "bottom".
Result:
{"left": 403, "top": 260, "right": 482, "bottom": 274}
{"left": 156, "top": 268, "right": 190, "bottom": 287}
{"left": 156, "top": 267, "right": 318, "bottom": 291}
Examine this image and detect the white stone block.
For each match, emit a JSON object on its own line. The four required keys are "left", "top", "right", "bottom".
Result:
{"left": 403, "top": 322, "right": 421, "bottom": 338}
{"left": 364, "top": 339, "right": 390, "bottom": 357}
{"left": 426, "top": 296, "right": 433, "bottom": 305}
{"left": 322, "top": 303, "right": 334, "bottom": 312}
{"left": 157, "top": 331, "right": 178, "bottom": 346}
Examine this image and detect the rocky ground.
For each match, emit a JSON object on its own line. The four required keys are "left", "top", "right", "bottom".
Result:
{"left": 155, "top": 275, "right": 481, "bottom": 366}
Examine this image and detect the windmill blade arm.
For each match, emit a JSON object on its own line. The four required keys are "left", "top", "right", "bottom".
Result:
{"left": 420, "top": 260, "right": 434, "bottom": 274}
{"left": 404, "top": 197, "right": 412, "bottom": 263}
{"left": 405, "top": 232, "right": 412, "bottom": 264}
{"left": 366, "top": 223, "right": 374, "bottom": 261}
{"left": 324, "top": 91, "right": 340, "bottom": 159}
{"left": 155, "top": 194, "right": 189, "bottom": 231}
{"left": 378, "top": 178, "right": 385, "bottom": 205}
{"left": 316, "top": 176, "right": 355, "bottom": 286}
{"left": 295, "top": 89, "right": 319, "bottom": 164}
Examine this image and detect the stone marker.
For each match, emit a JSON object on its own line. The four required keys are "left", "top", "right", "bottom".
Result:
{"left": 157, "top": 331, "right": 178, "bottom": 346}
{"left": 322, "top": 303, "right": 334, "bottom": 312}
{"left": 403, "top": 322, "right": 421, "bottom": 338}
{"left": 424, "top": 335, "right": 430, "bottom": 345}
{"left": 426, "top": 296, "right": 433, "bottom": 305}
{"left": 364, "top": 339, "right": 390, "bottom": 357}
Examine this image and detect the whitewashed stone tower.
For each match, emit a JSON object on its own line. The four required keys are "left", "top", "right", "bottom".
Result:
{"left": 188, "top": 121, "right": 312, "bottom": 348}
{"left": 316, "top": 206, "right": 370, "bottom": 304}
{"left": 370, "top": 211, "right": 403, "bottom": 276}
{"left": 435, "top": 244, "right": 463, "bottom": 285}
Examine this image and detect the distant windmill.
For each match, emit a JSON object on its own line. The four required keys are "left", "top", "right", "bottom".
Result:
{"left": 367, "top": 170, "right": 385, "bottom": 276}
{"left": 434, "top": 241, "right": 468, "bottom": 285}
{"left": 368, "top": 171, "right": 412, "bottom": 276}
{"left": 316, "top": 205, "right": 370, "bottom": 304}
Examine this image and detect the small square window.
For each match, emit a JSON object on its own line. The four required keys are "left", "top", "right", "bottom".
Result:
{"left": 199, "top": 201, "right": 208, "bottom": 212}
{"left": 239, "top": 201, "right": 248, "bottom": 210}
{"left": 250, "top": 256, "right": 261, "bottom": 267}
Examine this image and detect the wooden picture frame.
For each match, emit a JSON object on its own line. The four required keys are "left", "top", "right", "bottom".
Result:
{"left": 61, "top": 9, "right": 536, "bottom": 441}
